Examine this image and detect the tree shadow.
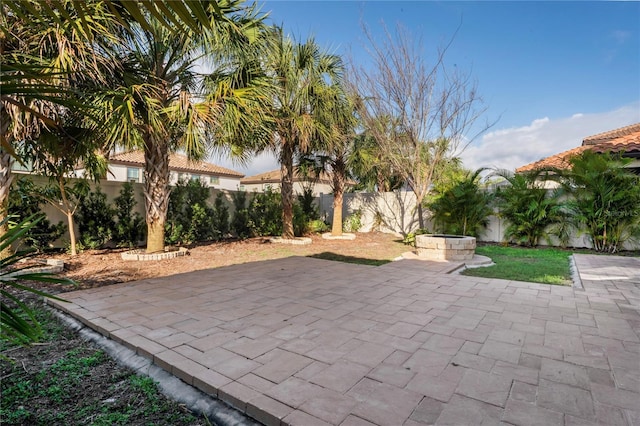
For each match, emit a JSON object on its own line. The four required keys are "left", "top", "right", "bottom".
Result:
{"left": 307, "top": 252, "right": 390, "bottom": 266}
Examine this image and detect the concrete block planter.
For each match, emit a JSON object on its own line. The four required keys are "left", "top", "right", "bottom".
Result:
{"left": 8, "top": 259, "right": 65, "bottom": 278}
{"left": 415, "top": 234, "right": 476, "bottom": 261}
{"left": 268, "top": 237, "right": 312, "bottom": 245}
{"left": 121, "top": 247, "right": 189, "bottom": 261}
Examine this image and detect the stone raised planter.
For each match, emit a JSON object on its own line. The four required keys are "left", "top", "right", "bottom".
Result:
{"left": 321, "top": 233, "right": 356, "bottom": 240}
{"left": 269, "top": 237, "right": 312, "bottom": 245}
{"left": 8, "top": 259, "right": 65, "bottom": 278}
{"left": 121, "top": 247, "right": 189, "bottom": 261}
{"left": 415, "top": 234, "right": 476, "bottom": 261}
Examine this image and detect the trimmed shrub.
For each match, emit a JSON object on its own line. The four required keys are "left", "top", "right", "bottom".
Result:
{"left": 113, "top": 182, "right": 145, "bottom": 248}
{"left": 248, "top": 188, "right": 282, "bottom": 236}
{"left": 231, "top": 191, "right": 251, "bottom": 239}
{"left": 8, "top": 177, "right": 65, "bottom": 251}
{"left": 76, "top": 186, "right": 116, "bottom": 249}
{"left": 165, "top": 179, "right": 214, "bottom": 245}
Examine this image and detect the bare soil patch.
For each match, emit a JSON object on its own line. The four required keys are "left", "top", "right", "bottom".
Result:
{"left": 49, "top": 231, "right": 407, "bottom": 291}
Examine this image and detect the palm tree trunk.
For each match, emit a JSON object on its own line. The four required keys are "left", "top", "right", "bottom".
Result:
{"left": 143, "top": 138, "right": 170, "bottom": 253}
{"left": 331, "top": 157, "right": 346, "bottom": 236}
{"left": 0, "top": 149, "right": 13, "bottom": 259}
{"left": 281, "top": 143, "right": 295, "bottom": 239}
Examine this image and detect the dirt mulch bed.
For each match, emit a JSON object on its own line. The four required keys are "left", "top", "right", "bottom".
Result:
{"left": 47, "top": 231, "right": 407, "bottom": 291}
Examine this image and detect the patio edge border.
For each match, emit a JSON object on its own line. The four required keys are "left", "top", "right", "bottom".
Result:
{"left": 47, "top": 305, "right": 260, "bottom": 426}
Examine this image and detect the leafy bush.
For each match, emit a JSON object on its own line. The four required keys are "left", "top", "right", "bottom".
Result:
{"left": 556, "top": 151, "right": 640, "bottom": 253}
{"left": 211, "top": 193, "right": 230, "bottom": 240}
{"left": 165, "top": 179, "right": 215, "bottom": 245}
{"left": 1, "top": 215, "right": 73, "bottom": 347}
{"left": 495, "top": 170, "right": 567, "bottom": 247}
{"left": 403, "top": 228, "right": 430, "bottom": 246}
{"left": 248, "top": 188, "right": 282, "bottom": 236}
{"left": 297, "top": 187, "right": 320, "bottom": 221}
{"left": 427, "top": 169, "right": 494, "bottom": 237}
{"left": 113, "top": 182, "right": 145, "bottom": 248}
{"left": 231, "top": 191, "right": 251, "bottom": 239}
{"left": 343, "top": 209, "right": 363, "bottom": 233}
{"left": 76, "top": 186, "right": 116, "bottom": 249}
{"left": 308, "top": 219, "right": 329, "bottom": 233}
{"left": 8, "top": 177, "right": 65, "bottom": 252}
{"left": 293, "top": 202, "right": 310, "bottom": 236}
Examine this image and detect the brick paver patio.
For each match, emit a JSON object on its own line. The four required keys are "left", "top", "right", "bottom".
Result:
{"left": 48, "top": 254, "right": 640, "bottom": 425}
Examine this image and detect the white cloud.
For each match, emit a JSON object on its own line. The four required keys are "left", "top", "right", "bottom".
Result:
{"left": 460, "top": 102, "right": 640, "bottom": 172}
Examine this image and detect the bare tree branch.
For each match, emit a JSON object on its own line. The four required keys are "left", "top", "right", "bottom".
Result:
{"left": 348, "top": 22, "right": 492, "bottom": 228}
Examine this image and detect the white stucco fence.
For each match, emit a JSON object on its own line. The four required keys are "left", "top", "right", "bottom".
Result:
{"left": 11, "top": 175, "right": 638, "bottom": 251}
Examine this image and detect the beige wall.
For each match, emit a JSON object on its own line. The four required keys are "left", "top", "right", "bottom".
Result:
{"left": 11, "top": 174, "right": 640, "bottom": 251}
{"left": 10, "top": 175, "right": 238, "bottom": 248}
{"left": 78, "top": 164, "right": 242, "bottom": 191}
{"left": 319, "top": 190, "right": 640, "bottom": 250}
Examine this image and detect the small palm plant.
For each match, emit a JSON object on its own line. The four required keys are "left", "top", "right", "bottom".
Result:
{"left": 428, "top": 169, "right": 494, "bottom": 237}
{"left": 494, "top": 169, "right": 568, "bottom": 247}
{"left": 1, "top": 215, "right": 73, "bottom": 347}
{"left": 555, "top": 151, "right": 640, "bottom": 253}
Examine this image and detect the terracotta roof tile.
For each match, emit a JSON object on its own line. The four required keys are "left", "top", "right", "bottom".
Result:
{"left": 241, "top": 169, "right": 333, "bottom": 185}
{"left": 516, "top": 146, "right": 590, "bottom": 173}
{"left": 516, "top": 128, "right": 640, "bottom": 173}
{"left": 240, "top": 169, "right": 356, "bottom": 186}
{"left": 109, "top": 150, "right": 243, "bottom": 177}
{"left": 582, "top": 122, "right": 640, "bottom": 146}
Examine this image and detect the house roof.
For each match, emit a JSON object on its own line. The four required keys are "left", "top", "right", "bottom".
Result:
{"left": 582, "top": 122, "right": 640, "bottom": 146}
{"left": 240, "top": 169, "right": 333, "bottom": 185}
{"left": 109, "top": 151, "right": 244, "bottom": 178}
{"left": 241, "top": 169, "right": 358, "bottom": 186}
{"left": 516, "top": 123, "right": 640, "bottom": 173}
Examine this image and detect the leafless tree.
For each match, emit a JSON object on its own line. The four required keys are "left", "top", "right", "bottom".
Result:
{"left": 349, "top": 23, "right": 492, "bottom": 229}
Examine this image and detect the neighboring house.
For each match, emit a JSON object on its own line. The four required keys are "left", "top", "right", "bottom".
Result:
{"left": 101, "top": 151, "right": 244, "bottom": 191}
{"left": 240, "top": 169, "right": 344, "bottom": 196}
{"left": 517, "top": 122, "right": 640, "bottom": 174}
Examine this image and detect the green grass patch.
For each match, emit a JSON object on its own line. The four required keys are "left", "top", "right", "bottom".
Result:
{"left": 462, "top": 245, "right": 572, "bottom": 285}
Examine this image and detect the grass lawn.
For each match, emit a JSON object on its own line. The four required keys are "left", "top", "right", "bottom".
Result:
{"left": 461, "top": 245, "right": 572, "bottom": 285}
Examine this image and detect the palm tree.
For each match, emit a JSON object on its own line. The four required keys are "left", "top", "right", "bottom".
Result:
{"left": 349, "top": 125, "right": 404, "bottom": 193}
{"left": 494, "top": 169, "right": 568, "bottom": 247}
{"left": 1, "top": 0, "right": 119, "bottom": 256}
{"left": 97, "top": 5, "right": 267, "bottom": 253}
{"left": 554, "top": 151, "right": 640, "bottom": 253}
{"left": 1, "top": 1, "right": 264, "bottom": 249}
{"left": 250, "top": 28, "right": 344, "bottom": 239}
{"left": 304, "top": 89, "right": 358, "bottom": 236}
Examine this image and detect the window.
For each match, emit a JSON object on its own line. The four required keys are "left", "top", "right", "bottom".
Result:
{"left": 127, "top": 167, "right": 139, "bottom": 182}
{"left": 190, "top": 174, "right": 200, "bottom": 182}
{"left": 209, "top": 176, "right": 220, "bottom": 185}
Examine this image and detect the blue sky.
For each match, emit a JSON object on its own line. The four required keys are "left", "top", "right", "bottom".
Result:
{"left": 213, "top": 1, "right": 640, "bottom": 175}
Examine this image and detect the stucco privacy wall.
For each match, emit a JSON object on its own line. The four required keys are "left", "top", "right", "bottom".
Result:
{"left": 11, "top": 175, "right": 637, "bottom": 250}
{"left": 318, "top": 191, "right": 637, "bottom": 250}
{"left": 11, "top": 175, "right": 236, "bottom": 246}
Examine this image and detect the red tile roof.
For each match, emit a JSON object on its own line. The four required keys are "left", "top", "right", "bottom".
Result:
{"left": 582, "top": 122, "right": 640, "bottom": 146}
{"left": 516, "top": 123, "right": 640, "bottom": 173}
{"left": 109, "top": 151, "right": 244, "bottom": 178}
{"left": 240, "top": 169, "right": 333, "bottom": 185}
